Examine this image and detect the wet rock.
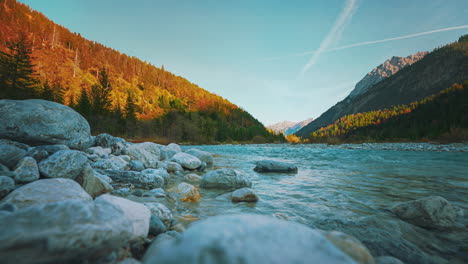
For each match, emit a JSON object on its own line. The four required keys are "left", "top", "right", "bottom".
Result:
{"left": 177, "top": 182, "right": 201, "bottom": 202}
{"left": 0, "top": 176, "right": 14, "bottom": 199}
{"left": 0, "top": 178, "right": 92, "bottom": 209}
{"left": 94, "top": 133, "right": 126, "bottom": 151}
{"left": 13, "top": 157, "right": 39, "bottom": 183}
{"left": 0, "top": 199, "right": 138, "bottom": 264}
{"left": 201, "top": 168, "right": 252, "bottom": 189}
{"left": 322, "top": 230, "right": 375, "bottom": 264}
{"left": 141, "top": 168, "right": 169, "bottom": 181}
{"left": 142, "top": 214, "right": 356, "bottom": 264}
{"left": 392, "top": 196, "right": 457, "bottom": 229}
{"left": 143, "top": 188, "right": 166, "bottom": 198}
{"left": 132, "top": 189, "right": 144, "bottom": 197}
{"left": 118, "top": 258, "right": 141, "bottom": 264}
{"left": 123, "top": 142, "right": 161, "bottom": 168}
{"left": 92, "top": 155, "right": 128, "bottom": 170}
{"left": 165, "top": 161, "right": 184, "bottom": 173}
{"left": 29, "top": 144, "right": 69, "bottom": 155}
{"left": 129, "top": 160, "right": 146, "bottom": 171}
{"left": 149, "top": 215, "right": 167, "bottom": 236}
{"left": 0, "top": 163, "right": 9, "bottom": 172}
{"left": 119, "top": 155, "right": 131, "bottom": 162}
{"left": 185, "top": 148, "right": 214, "bottom": 166}
{"left": 0, "top": 139, "right": 27, "bottom": 169}
{"left": 25, "top": 147, "right": 49, "bottom": 163}
{"left": 375, "top": 256, "right": 404, "bottom": 264}
{"left": 231, "top": 188, "right": 258, "bottom": 203}
{"left": 171, "top": 152, "right": 202, "bottom": 170}
{"left": 254, "top": 159, "right": 298, "bottom": 173}
{"left": 142, "top": 231, "right": 182, "bottom": 263}
{"left": 85, "top": 146, "right": 111, "bottom": 157}
{"left": 184, "top": 173, "right": 202, "bottom": 183}
{"left": 78, "top": 165, "right": 114, "bottom": 198}
{"left": 96, "top": 194, "right": 150, "bottom": 238}
{"left": 38, "top": 150, "right": 88, "bottom": 179}
{"left": 144, "top": 202, "right": 173, "bottom": 227}
{"left": 170, "top": 223, "right": 185, "bottom": 233}
{"left": 165, "top": 143, "right": 182, "bottom": 159}
{"left": 112, "top": 187, "right": 132, "bottom": 196}
{"left": 0, "top": 202, "right": 16, "bottom": 212}
{"left": 0, "top": 99, "right": 94, "bottom": 149}
{"left": 98, "top": 170, "right": 163, "bottom": 189}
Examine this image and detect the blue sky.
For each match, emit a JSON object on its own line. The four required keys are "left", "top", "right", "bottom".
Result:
{"left": 19, "top": 0, "right": 468, "bottom": 125}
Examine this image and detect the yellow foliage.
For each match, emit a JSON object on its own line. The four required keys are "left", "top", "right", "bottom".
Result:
{"left": 286, "top": 134, "right": 301, "bottom": 144}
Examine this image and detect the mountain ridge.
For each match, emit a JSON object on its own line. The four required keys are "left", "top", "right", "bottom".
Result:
{"left": 268, "top": 118, "right": 314, "bottom": 136}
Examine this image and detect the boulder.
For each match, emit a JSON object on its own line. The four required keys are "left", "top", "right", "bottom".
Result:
{"left": 231, "top": 188, "right": 258, "bottom": 203}
{"left": 375, "top": 256, "right": 404, "bottom": 264}
{"left": 253, "top": 160, "right": 298, "bottom": 173}
{"left": 25, "top": 148, "right": 49, "bottom": 162}
{"left": 129, "top": 160, "right": 146, "bottom": 171}
{"left": 149, "top": 215, "right": 167, "bottom": 236}
{"left": 0, "top": 178, "right": 92, "bottom": 209}
{"left": 184, "top": 173, "right": 202, "bottom": 183}
{"left": 39, "top": 150, "right": 88, "bottom": 179}
{"left": 0, "top": 139, "right": 27, "bottom": 169}
{"left": 165, "top": 162, "right": 184, "bottom": 173}
{"left": 142, "top": 188, "right": 166, "bottom": 198}
{"left": 95, "top": 194, "right": 150, "bottom": 238}
{"left": 185, "top": 148, "right": 214, "bottom": 166}
{"left": 143, "top": 203, "right": 173, "bottom": 227}
{"left": 94, "top": 133, "right": 125, "bottom": 148}
{"left": 201, "top": 168, "right": 252, "bottom": 189}
{"left": 322, "top": 230, "right": 375, "bottom": 264}
{"left": 0, "top": 163, "right": 9, "bottom": 172}
{"left": 13, "top": 156, "right": 40, "bottom": 183}
{"left": 0, "top": 176, "right": 14, "bottom": 199}
{"left": 142, "top": 232, "right": 182, "bottom": 263}
{"left": 77, "top": 165, "right": 114, "bottom": 198}
{"left": 0, "top": 99, "right": 93, "bottom": 149}
{"left": 164, "top": 143, "right": 182, "bottom": 159}
{"left": 141, "top": 168, "right": 169, "bottom": 181}
{"left": 85, "top": 146, "right": 111, "bottom": 157}
{"left": 171, "top": 152, "right": 202, "bottom": 170}
{"left": 142, "top": 214, "right": 357, "bottom": 264}
{"left": 391, "top": 196, "right": 457, "bottom": 229}
{"left": 0, "top": 199, "right": 138, "bottom": 264}
{"left": 123, "top": 142, "right": 160, "bottom": 168}
{"left": 28, "top": 144, "right": 69, "bottom": 155}
{"left": 177, "top": 182, "right": 201, "bottom": 202}
{"left": 112, "top": 187, "right": 132, "bottom": 196}
{"left": 98, "top": 170, "right": 163, "bottom": 189}
{"left": 118, "top": 258, "right": 141, "bottom": 264}
{"left": 92, "top": 155, "right": 128, "bottom": 171}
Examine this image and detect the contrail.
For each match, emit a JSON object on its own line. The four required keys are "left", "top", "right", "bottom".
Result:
{"left": 264, "top": 25, "right": 468, "bottom": 62}
{"left": 301, "top": 0, "right": 359, "bottom": 75}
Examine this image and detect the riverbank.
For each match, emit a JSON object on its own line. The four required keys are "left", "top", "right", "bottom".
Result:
{"left": 1, "top": 99, "right": 466, "bottom": 264}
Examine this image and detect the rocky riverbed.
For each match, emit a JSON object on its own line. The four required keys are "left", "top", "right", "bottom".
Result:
{"left": 0, "top": 99, "right": 466, "bottom": 264}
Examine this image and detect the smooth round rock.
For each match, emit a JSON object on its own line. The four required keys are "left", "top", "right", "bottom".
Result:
{"left": 232, "top": 188, "right": 258, "bottom": 203}
{"left": 39, "top": 150, "right": 88, "bottom": 179}
{"left": 201, "top": 168, "right": 252, "bottom": 189}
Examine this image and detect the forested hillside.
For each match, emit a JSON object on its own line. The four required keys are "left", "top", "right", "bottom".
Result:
{"left": 308, "top": 82, "right": 468, "bottom": 143}
{"left": 0, "top": 0, "right": 284, "bottom": 143}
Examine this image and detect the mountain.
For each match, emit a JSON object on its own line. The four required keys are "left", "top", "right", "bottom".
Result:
{"left": 296, "top": 38, "right": 468, "bottom": 138}
{"left": 0, "top": 0, "right": 284, "bottom": 143}
{"left": 268, "top": 118, "right": 314, "bottom": 136}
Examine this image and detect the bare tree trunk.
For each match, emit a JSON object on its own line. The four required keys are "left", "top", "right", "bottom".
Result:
{"left": 73, "top": 48, "right": 79, "bottom": 77}
{"left": 51, "top": 25, "right": 56, "bottom": 48}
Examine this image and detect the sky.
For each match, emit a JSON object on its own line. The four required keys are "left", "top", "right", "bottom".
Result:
{"left": 18, "top": 0, "right": 468, "bottom": 125}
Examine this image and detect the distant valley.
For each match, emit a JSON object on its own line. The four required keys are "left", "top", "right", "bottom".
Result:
{"left": 268, "top": 118, "right": 314, "bottom": 136}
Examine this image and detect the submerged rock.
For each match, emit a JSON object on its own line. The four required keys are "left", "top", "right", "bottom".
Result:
{"left": 0, "top": 178, "right": 92, "bottom": 209}
{"left": 0, "top": 99, "right": 94, "bottom": 149}
{"left": 231, "top": 188, "right": 258, "bottom": 203}
{"left": 185, "top": 148, "right": 214, "bottom": 166}
{"left": 200, "top": 168, "right": 252, "bottom": 189}
{"left": 391, "top": 196, "right": 457, "bottom": 229}
{"left": 184, "top": 173, "right": 202, "bottom": 183}
{"left": 142, "top": 188, "right": 166, "bottom": 198}
{"left": 322, "top": 230, "right": 375, "bottom": 264}
{"left": 38, "top": 150, "right": 88, "bottom": 179}
{"left": 142, "top": 214, "right": 357, "bottom": 264}
{"left": 13, "top": 157, "right": 39, "bottom": 183}
{"left": 149, "top": 215, "right": 167, "bottom": 236}
{"left": 177, "top": 182, "right": 201, "bottom": 202}
{"left": 253, "top": 160, "right": 298, "bottom": 173}
{"left": 171, "top": 152, "right": 202, "bottom": 170}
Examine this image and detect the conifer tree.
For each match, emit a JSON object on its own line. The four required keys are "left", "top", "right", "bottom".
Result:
{"left": 90, "top": 68, "right": 112, "bottom": 114}
{"left": 76, "top": 88, "right": 91, "bottom": 117}
{"left": 125, "top": 91, "right": 138, "bottom": 120}
{"left": 40, "top": 80, "right": 54, "bottom": 101}
{"left": 0, "top": 34, "right": 39, "bottom": 99}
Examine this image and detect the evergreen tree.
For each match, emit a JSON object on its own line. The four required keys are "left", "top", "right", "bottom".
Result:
{"left": 90, "top": 68, "right": 112, "bottom": 114}
{"left": 76, "top": 88, "right": 91, "bottom": 117}
{"left": 40, "top": 80, "right": 54, "bottom": 101}
{"left": 125, "top": 91, "right": 138, "bottom": 120}
{"left": 0, "top": 34, "right": 39, "bottom": 99}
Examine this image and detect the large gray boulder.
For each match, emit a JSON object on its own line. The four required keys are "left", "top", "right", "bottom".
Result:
{"left": 232, "top": 188, "right": 258, "bottom": 203}
{"left": 201, "top": 168, "right": 252, "bottom": 189}
{"left": 391, "top": 196, "right": 457, "bottom": 229}
{"left": 185, "top": 148, "right": 214, "bottom": 166}
{"left": 322, "top": 230, "right": 375, "bottom": 264}
{"left": 95, "top": 194, "right": 150, "bottom": 238}
{"left": 142, "top": 214, "right": 357, "bottom": 264}
{"left": 0, "top": 198, "right": 140, "bottom": 264}
{"left": 13, "top": 156, "right": 40, "bottom": 183}
{"left": 0, "top": 139, "right": 28, "bottom": 169}
{"left": 171, "top": 152, "right": 202, "bottom": 170}
{"left": 164, "top": 143, "right": 182, "bottom": 159}
{"left": 0, "top": 99, "right": 93, "bottom": 149}
{"left": 77, "top": 165, "right": 114, "bottom": 198}
{"left": 92, "top": 155, "right": 128, "bottom": 171}
{"left": 0, "top": 178, "right": 92, "bottom": 209}
{"left": 254, "top": 160, "right": 298, "bottom": 173}
{"left": 123, "top": 142, "right": 161, "bottom": 168}
{"left": 85, "top": 146, "right": 111, "bottom": 157}
{"left": 38, "top": 150, "right": 88, "bottom": 179}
